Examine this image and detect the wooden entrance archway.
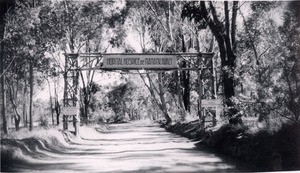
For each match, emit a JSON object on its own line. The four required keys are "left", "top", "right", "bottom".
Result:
{"left": 62, "top": 52, "right": 219, "bottom": 136}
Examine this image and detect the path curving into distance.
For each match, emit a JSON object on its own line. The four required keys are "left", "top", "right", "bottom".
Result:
{"left": 2, "top": 121, "right": 242, "bottom": 172}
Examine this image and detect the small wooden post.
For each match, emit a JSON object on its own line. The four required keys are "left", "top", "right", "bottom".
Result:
{"left": 65, "top": 116, "right": 68, "bottom": 130}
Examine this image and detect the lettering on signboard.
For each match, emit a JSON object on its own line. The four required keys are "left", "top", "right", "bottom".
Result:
{"left": 102, "top": 54, "right": 178, "bottom": 69}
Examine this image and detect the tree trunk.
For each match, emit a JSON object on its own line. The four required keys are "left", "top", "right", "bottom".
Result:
{"left": 29, "top": 60, "right": 34, "bottom": 131}
{"left": 7, "top": 81, "right": 21, "bottom": 131}
{"left": 23, "top": 78, "right": 28, "bottom": 127}
{"left": 80, "top": 71, "right": 89, "bottom": 124}
{"left": 54, "top": 81, "right": 60, "bottom": 125}
{"left": 175, "top": 70, "right": 185, "bottom": 120}
{"left": 181, "top": 61, "right": 190, "bottom": 112}
{"left": 84, "top": 97, "right": 89, "bottom": 124}
{"left": 158, "top": 73, "right": 172, "bottom": 124}
{"left": 0, "top": 0, "right": 9, "bottom": 134}
{"left": 1, "top": 60, "right": 7, "bottom": 134}
{"left": 55, "top": 99, "right": 60, "bottom": 125}
{"left": 12, "top": 106, "right": 21, "bottom": 131}
{"left": 200, "top": 1, "right": 235, "bottom": 101}
{"left": 122, "top": 101, "right": 126, "bottom": 120}
{"left": 181, "top": 34, "right": 190, "bottom": 113}
{"left": 46, "top": 78, "right": 54, "bottom": 125}
{"left": 1, "top": 41, "right": 8, "bottom": 134}
{"left": 199, "top": 1, "right": 240, "bottom": 123}
{"left": 139, "top": 73, "right": 172, "bottom": 124}
{"left": 14, "top": 114, "right": 20, "bottom": 131}
{"left": 79, "top": 56, "right": 99, "bottom": 125}
{"left": 80, "top": 86, "right": 89, "bottom": 125}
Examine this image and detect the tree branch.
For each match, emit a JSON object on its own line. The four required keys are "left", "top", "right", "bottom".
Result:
{"left": 231, "top": 1, "right": 238, "bottom": 52}
{"left": 146, "top": 1, "right": 171, "bottom": 40}
{"left": 139, "top": 72, "right": 161, "bottom": 106}
{"left": 238, "top": 8, "right": 259, "bottom": 65}
{"left": 224, "top": 1, "right": 230, "bottom": 39}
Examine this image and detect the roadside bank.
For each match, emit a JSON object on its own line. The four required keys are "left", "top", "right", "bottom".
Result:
{"left": 162, "top": 121, "right": 300, "bottom": 172}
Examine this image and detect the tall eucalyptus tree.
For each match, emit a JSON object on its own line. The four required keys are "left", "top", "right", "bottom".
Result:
{"left": 182, "top": 1, "right": 239, "bottom": 121}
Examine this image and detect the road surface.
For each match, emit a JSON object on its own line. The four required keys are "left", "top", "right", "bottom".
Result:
{"left": 4, "top": 121, "right": 242, "bottom": 172}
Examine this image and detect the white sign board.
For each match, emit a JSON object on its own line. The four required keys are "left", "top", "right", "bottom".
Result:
{"left": 61, "top": 106, "right": 78, "bottom": 115}
{"left": 102, "top": 54, "right": 178, "bottom": 69}
{"left": 201, "top": 99, "right": 222, "bottom": 108}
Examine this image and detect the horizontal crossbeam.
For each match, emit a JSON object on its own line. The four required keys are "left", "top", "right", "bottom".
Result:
{"left": 71, "top": 67, "right": 213, "bottom": 71}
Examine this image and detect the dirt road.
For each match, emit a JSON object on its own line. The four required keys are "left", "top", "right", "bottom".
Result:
{"left": 2, "top": 121, "right": 241, "bottom": 172}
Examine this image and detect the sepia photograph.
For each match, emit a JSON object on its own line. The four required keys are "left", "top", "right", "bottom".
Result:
{"left": 0, "top": 0, "right": 299, "bottom": 172}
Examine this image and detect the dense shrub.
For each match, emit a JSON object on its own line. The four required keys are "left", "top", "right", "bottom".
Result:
{"left": 164, "top": 121, "right": 300, "bottom": 171}
{"left": 38, "top": 115, "right": 49, "bottom": 128}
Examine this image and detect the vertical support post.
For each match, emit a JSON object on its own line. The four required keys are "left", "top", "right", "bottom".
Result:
{"left": 63, "top": 53, "right": 79, "bottom": 136}
{"left": 211, "top": 55, "right": 217, "bottom": 99}
{"left": 211, "top": 54, "right": 217, "bottom": 126}
{"left": 63, "top": 55, "right": 68, "bottom": 131}
{"left": 197, "top": 53, "right": 204, "bottom": 129}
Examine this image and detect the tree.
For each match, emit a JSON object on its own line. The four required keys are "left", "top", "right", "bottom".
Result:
{"left": 139, "top": 72, "right": 172, "bottom": 124}
{"left": 38, "top": 0, "right": 129, "bottom": 124}
{"left": 0, "top": 0, "right": 14, "bottom": 134}
{"left": 278, "top": 1, "right": 300, "bottom": 122}
{"left": 126, "top": 1, "right": 222, "bottom": 124}
{"left": 235, "top": 1, "right": 299, "bottom": 125}
{"left": 182, "top": 1, "right": 239, "bottom": 120}
{"left": 80, "top": 81, "right": 100, "bottom": 123}
{"left": 235, "top": 2, "right": 279, "bottom": 125}
{"left": 3, "top": 0, "right": 51, "bottom": 130}
{"left": 107, "top": 83, "right": 130, "bottom": 122}
{"left": 1, "top": 0, "right": 16, "bottom": 133}
{"left": 6, "top": 69, "right": 22, "bottom": 131}
{"left": 126, "top": 1, "right": 192, "bottom": 121}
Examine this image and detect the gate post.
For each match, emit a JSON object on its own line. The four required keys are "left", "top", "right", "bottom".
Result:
{"left": 63, "top": 53, "right": 80, "bottom": 136}
{"left": 197, "top": 53, "right": 204, "bottom": 128}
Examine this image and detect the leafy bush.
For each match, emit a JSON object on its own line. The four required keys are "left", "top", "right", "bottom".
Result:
{"left": 38, "top": 115, "right": 49, "bottom": 128}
